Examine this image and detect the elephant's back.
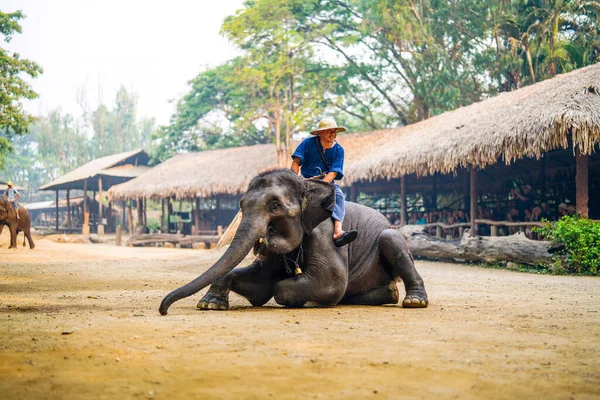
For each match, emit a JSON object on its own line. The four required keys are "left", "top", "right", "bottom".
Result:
{"left": 343, "top": 202, "right": 393, "bottom": 258}
{"left": 345, "top": 201, "right": 391, "bottom": 232}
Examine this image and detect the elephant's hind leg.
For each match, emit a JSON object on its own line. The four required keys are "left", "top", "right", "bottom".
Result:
{"left": 25, "top": 230, "right": 35, "bottom": 249}
{"left": 339, "top": 281, "right": 399, "bottom": 305}
{"left": 198, "top": 259, "right": 282, "bottom": 310}
{"left": 379, "top": 229, "right": 428, "bottom": 308}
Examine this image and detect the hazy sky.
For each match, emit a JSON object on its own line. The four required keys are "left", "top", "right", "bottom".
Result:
{"left": 3, "top": 0, "right": 245, "bottom": 125}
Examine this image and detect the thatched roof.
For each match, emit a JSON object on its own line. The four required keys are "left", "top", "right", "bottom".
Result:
{"left": 39, "top": 149, "right": 150, "bottom": 191}
{"left": 110, "top": 63, "right": 600, "bottom": 200}
{"left": 339, "top": 62, "right": 600, "bottom": 182}
{"left": 109, "top": 144, "right": 279, "bottom": 200}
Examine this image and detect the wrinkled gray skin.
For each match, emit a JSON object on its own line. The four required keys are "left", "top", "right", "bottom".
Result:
{"left": 159, "top": 169, "right": 427, "bottom": 315}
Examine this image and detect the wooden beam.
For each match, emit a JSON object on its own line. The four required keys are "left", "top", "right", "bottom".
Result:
{"left": 137, "top": 197, "right": 143, "bottom": 232}
{"left": 195, "top": 197, "right": 201, "bottom": 231}
{"left": 66, "top": 189, "right": 71, "bottom": 230}
{"left": 576, "top": 149, "right": 589, "bottom": 217}
{"left": 55, "top": 190, "right": 59, "bottom": 231}
{"left": 400, "top": 176, "right": 407, "bottom": 226}
{"left": 98, "top": 177, "right": 104, "bottom": 235}
{"left": 83, "top": 179, "right": 88, "bottom": 215}
{"left": 98, "top": 176, "right": 103, "bottom": 225}
{"left": 470, "top": 168, "right": 478, "bottom": 236}
{"left": 431, "top": 173, "right": 438, "bottom": 209}
{"left": 161, "top": 198, "right": 166, "bottom": 232}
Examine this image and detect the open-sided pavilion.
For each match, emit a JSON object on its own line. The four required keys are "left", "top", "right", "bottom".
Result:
{"left": 39, "top": 149, "right": 151, "bottom": 234}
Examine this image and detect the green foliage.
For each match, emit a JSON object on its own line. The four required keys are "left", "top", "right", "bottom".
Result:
{"left": 0, "top": 10, "right": 43, "bottom": 169}
{"left": 146, "top": 217, "right": 161, "bottom": 232}
{"left": 535, "top": 216, "right": 600, "bottom": 275}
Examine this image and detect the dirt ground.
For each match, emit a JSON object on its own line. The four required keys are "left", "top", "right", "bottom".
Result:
{"left": 0, "top": 229, "right": 599, "bottom": 400}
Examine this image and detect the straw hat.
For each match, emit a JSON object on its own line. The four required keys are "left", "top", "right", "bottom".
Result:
{"left": 7, "top": 181, "right": 12, "bottom": 186}
{"left": 310, "top": 117, "right": 346, "bottom": 135}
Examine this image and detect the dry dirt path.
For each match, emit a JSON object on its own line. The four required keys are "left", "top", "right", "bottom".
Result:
{"left": 0, "top": 231, "right": 599, "bottom": 399}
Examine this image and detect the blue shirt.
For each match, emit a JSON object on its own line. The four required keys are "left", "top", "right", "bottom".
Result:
{"left": 291, "top": 136, "right": 345, "bottom": 180}
{"left": 5, "top": 188, "right": 18, "bottom": 202}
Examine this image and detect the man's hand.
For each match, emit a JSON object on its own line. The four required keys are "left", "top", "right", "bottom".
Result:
{"left": 322, "top": 171, "right": 337, "bottom": 183}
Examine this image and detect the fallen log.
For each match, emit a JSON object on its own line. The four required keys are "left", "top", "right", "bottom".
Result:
{"left": 127, "top": 233, "right": 183, "bottom": 247}
{"left": 179, "top": 235, "right": 221, "bottom": 247}
{"left": 397, "top": 225, "right": 554, "bottom": 265}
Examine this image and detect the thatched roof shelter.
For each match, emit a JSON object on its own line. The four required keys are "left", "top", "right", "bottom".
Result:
{"left": 39, "top": 149, "right": 150, "bottom": 191}
{"left": 111, "top": 63, "right": 599, "bottom": 202}
{"left": 109, "top": 144, "right": 279, "bottom": 200}
{"left": 338, "top": 62, "right": 600, "bottom": 183}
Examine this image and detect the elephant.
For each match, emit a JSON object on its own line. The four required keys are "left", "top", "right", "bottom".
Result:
{"left": 159, "top": 169, "right": 427, "bottom": 315}
{"left": 0, "top": 200, "right": 35, "bottom": 249}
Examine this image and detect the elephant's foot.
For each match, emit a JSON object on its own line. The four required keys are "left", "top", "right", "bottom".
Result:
{"left": 197, "top": 290, "right": 229, "bottom": 310}
{"left": 402, "top": 287, "right": 428, "bottom": 308}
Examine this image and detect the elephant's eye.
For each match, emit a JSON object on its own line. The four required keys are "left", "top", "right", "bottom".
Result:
{"left": 270, "top": 200, "right": 281, "bottom": 212}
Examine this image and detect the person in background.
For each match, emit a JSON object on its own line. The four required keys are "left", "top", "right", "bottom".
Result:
{"left": 540, "top": 202, "right": 552, "bottom": 221}
{"left": 558, "top": 203, "right": 570, "bottom": 218}
{"left": 290, "top": 116, "right": 357, "bottom": 247}
{"left": 3, "top": 181, "right": 20, "bottom": 219}
{"left": 512, "top": 184, "right": 533, "bottom": 221}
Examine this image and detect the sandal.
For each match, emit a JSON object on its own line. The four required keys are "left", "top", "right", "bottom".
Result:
{"left": 334, "top": 230, "right": 358, "bottom": 247}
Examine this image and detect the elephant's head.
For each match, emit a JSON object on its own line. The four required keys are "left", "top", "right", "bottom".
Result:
{"left": 159, "top": 169, "right": 335, "bottom": 315}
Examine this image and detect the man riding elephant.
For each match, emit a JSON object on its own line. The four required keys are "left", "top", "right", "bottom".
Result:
{"left": 159, "top": 168, "right": 427, "bottom": 315}
{"left": 0, "top": 182, "right": 35, "bottom": 249}
{"left": 4, "top": 181, "right": 20, "bottom": 219}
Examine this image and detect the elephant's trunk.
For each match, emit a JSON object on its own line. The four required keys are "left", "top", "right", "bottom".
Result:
{"left": 159, "top": 216, "right": 261, "bottom": 315}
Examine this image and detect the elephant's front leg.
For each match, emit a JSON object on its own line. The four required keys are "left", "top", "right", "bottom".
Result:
{"left": 273, "top": 251, "right": 348, "bottom": 308}
{"left": 197, "top": 257, "right": 285, "bottom": 310}
{"left": 8, "top": 225, "right": 17, "bottom": 249}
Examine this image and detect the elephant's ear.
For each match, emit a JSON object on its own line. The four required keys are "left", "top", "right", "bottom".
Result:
{"left": 301, "top": 179, "right": 335, "bottom": 234}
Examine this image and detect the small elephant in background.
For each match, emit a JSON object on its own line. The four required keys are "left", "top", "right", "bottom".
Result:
{"left": 160, "top": 169, "right": 427, "bottom": 315}
{"left": 0, "top": 200, "right": 35, "bottom": 249}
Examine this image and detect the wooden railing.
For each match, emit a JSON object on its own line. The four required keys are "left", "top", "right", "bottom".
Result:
{"left": 394, "top": 219, "right": 548, "bottom": 239}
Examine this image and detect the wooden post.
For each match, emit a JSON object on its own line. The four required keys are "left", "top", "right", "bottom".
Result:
{"left": 470, "top": 167, "right": 478, "bottom": 236}
{"left": 178, "top": 199, "right": 183, "bottom": 233}
{"left": 161, "top": 198, "right": 166, "bottom": 232}
{"left": 128, "top": 201, "right": 134, "bottom": 234}
{"left": 143, "top": 197, "right": 147, "bottom": 228}
{"left": 97, "top": 176, "right": 104, "bottom": 235}
{"left": 436, "top": 226, "right": 442, "bottom": 238}
{"left": 137, "top": 197, "right": 143, "bottom": 233}
{"left": 576, "top": 149, "right": 589, "bottom": 217}
{"left": 55, "top": 190, "right": 59, "bottom": 231}
{"left": 491, "top": 225, "right": 498, "bottom": 236}
{"left": 83, "top": 179, "right": 89, "bottom": 235}
{"left": 432, "top": 173, "right": 437, "bottom": 210}
{"left": 400, "top": 176, "right": 407, "bottom": 226}
{"left": 115, "top": 225, "right": 122, "bottom": 246}
{"left": 195, "top": 197, "right": 201, "bottom": 232}
{"left": 66, "top": 189, "right": 71, "bottom": 231}
{"left": 122, "top": 200, "right": 126, "bottom": 229}
{"left": 216, "top": 197, "right": 221, "bottom": 226}
{"left": 107, "top": 201, "right": 112, "bottom": 234}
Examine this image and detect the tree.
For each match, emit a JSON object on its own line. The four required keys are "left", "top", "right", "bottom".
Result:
{"left": 0, "top": 10, "right": 43, "bottom": 170}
